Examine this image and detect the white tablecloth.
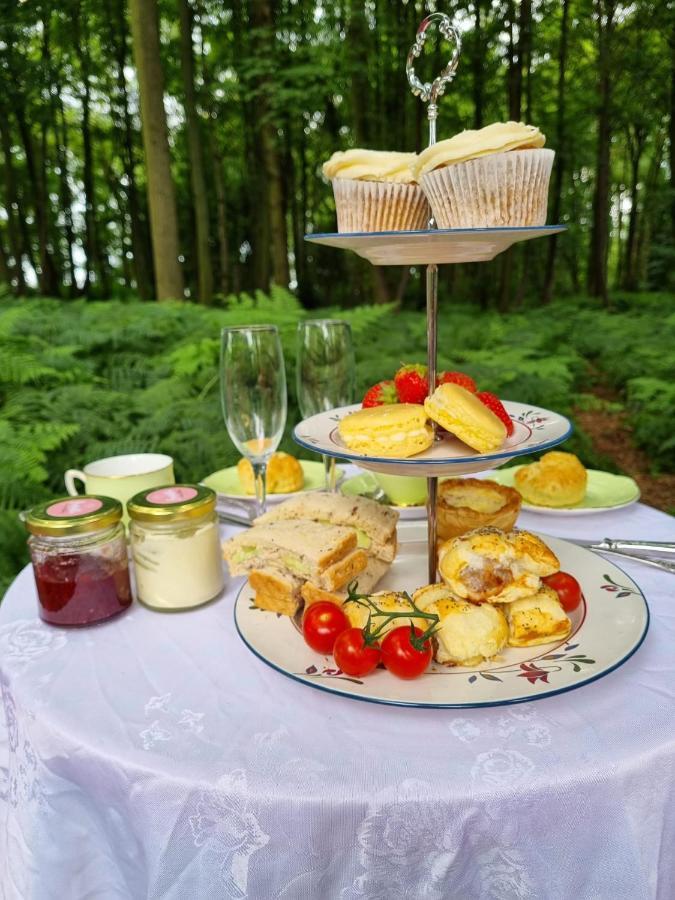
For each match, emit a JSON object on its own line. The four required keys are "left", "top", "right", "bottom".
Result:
{"left": 1, "top": 476, "right": 674, "bottom": 900}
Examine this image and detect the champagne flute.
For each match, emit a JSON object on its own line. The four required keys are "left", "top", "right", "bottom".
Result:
{"left": 296, "top": 319, "right": 355, "bottom": 491}
{"left": 220, "top": 325, "right": 287, "bottom": 517}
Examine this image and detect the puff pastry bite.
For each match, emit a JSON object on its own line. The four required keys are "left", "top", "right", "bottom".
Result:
{"left": 413, "top": 583, "right": 508, "bottom": 666}
{"left": 504, "top": 585, "right": 572, "bottom": 647}
{"left": 343, "top": 590, "right": 429, "bottom": 638}
{"left": 514, "top": 451, "right": 587, "bottom": 508}
{"left": 437, "top": 527, "right": 559, "bottom": 604}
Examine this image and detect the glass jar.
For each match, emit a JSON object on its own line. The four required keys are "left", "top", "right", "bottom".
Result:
{"left": 127, "top": 484, "right": 224, "bottom": 611}
{"left": 25, "top": 496, "right": 132, "bottom": 626}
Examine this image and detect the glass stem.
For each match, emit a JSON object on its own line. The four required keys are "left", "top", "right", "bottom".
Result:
{"left": 251, "top": 461, "right": 268, "bottom": 518}
{"left": 323, "top": 455, "right": 337, "bottom": 492}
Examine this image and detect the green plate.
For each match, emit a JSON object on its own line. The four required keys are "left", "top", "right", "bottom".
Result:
{"left": 341, "top": 472, "right": 431, "bottom": 520}
{"left": 490, "top": 467, "right": 640, "bottom": 515}
{"left": 203, "top": 460, "right": 341, "bottom": 503}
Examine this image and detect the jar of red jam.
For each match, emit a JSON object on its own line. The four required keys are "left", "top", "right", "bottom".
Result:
{"left": 25, "top": 495, "right": 132, "bottom": 626}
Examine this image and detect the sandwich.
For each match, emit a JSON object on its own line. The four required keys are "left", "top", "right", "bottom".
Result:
{"left": 254, "top": 493, "right": 399, "bottom": 562}
{"left": 223, "top": 520, "right": 368, "bottom": 616}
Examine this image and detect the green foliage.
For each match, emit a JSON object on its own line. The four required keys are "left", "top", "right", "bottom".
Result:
{"left": 0, "top": 289, "right": 673, "bottom": 597}
{"left": 626, "top": 378, "right": 675, "bottom": 472}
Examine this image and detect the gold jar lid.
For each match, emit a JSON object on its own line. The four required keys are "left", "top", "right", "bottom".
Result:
{"left": 127, "top": 484, "right": 216, "bottom": 523}
{"left": 25, "top": 495, "right": 123, "bottom": 537}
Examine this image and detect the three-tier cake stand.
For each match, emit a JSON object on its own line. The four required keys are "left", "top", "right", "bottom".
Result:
{"left": 294, "top": 13, "right": 570, "bottom": 583}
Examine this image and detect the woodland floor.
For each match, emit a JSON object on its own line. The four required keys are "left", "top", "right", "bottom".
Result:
{"left": 575, "top": 384, "right": 675, "bottom": 514}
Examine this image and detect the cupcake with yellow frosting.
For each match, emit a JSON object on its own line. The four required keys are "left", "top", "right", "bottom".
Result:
{"left": 412, "top": 122, "right": 554, "bottom": 228}
{"left": 322, "top": 149, "right": 429, "bottom": 232}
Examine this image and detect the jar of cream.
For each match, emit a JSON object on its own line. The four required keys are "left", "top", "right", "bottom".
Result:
{"left": 128, "top": 484, "right": 224, "bottom": 611}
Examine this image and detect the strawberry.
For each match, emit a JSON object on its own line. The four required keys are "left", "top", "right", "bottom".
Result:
{"left": 476, "top": 391, "right": 514, "bottom": 436}
{"left": 362, "top": 380, "right": 399, "bottom": 408}
{"left": 437, "top": 371, "right": 477, "bottom": 393}
{"left": 394, "top": 364, "right": 429, "bottom": 404}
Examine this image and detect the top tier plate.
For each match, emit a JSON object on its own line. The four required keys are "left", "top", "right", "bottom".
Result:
{"left": 305, "top": 225, "right": 566, "bottom": 266}
{"left": 293, "top": 401, "right": 572, "bottom": 477}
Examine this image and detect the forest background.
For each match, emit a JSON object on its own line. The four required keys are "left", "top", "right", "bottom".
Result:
{"left": 0, "top": 0, "right": 674, "bottom": 591}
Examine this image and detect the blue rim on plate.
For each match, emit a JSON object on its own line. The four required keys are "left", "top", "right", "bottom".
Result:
{"left": 306, "top": 225, "right": 567, "bottom": 240}
{"left": 292, "top": 402, "right": 573, "bottom": 468}
{"left": 233, "top": 543, "right": 649, "bottom": 710}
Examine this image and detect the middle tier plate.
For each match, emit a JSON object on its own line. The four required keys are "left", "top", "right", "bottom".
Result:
{"left": 293, "top": 401, "right": 572, "bottom": 477}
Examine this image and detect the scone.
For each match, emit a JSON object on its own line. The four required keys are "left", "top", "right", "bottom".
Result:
{"left": 437, "top": 478, "right": 521, "bottom": 540}
{"left": 503, "top": 585, "right": 572, "bottom": 647}
{"left": 338, "top": 404, "right": 434, "bottom": 458}
{"left": 514, "top": 452, "right": 587, "bottom": 508}
{"left": 413, "top": 584, "right": 508, "bottom": 667}
{"left": 437, "top": 527, "right": 559, "bottom": 604}
{"left": 424, "top": 384, "right": 506, "bottom": 454}
{"left": 322, "top": 149, "right": 429, "bottom": 232}
{"left": 413, "top": 122, "right": 554, "bottom": 228}
{"left": 238, "top": 452, "right": 304, "bottom": 494}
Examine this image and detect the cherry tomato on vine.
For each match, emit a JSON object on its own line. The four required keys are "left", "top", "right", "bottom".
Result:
{"left": 381, "top": 626, "right": 433, "bottom": 679}
{"left": 542, "top": 571, "right": 582, "bottom": 612}
{"left": 333, "top": 628, "right": 381, "bottom": 677}
{"left": 302, "top": 602, "right": 349, "bottom": 654}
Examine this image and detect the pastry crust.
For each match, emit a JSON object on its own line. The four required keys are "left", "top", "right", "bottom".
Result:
{"left": 426, "top": 592, "right": 509, "bottom": 666}
{"left": 237, "top": 452, "right": 304, "bottom": 495}
{"left": 504, "top": 585, "right": 572, "bottom": 647}
{"left": 437, "top": 526, "right": 559, "bottom": 604}
{"left": 514, "top": 451, "right": 587, "bottom": 508}
{"left": 437, "top": 478, "right": 521, "bottom": 540}
{"left": 343, "top": 590, "right": 429, "bottom": 638}
{"left": 424, "top": 384, "right": 506, "bottom": 454}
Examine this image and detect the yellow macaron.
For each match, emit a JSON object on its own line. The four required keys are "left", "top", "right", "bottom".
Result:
{"left": 424, "top": 384, "right": 506, "bottom": 454}
{"left": 338, "top": 404, "right": 434, "bottom": 458}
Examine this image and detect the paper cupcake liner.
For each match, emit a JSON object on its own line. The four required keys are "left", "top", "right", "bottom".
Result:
{"left": 332, "top": 179, "right": 430, "bottom": 233}
{"left": 420, "top": 149, "right": 554, "bottom": 229}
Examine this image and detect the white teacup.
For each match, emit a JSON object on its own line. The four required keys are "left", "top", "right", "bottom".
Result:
{"left": 65, "top": 454, "right": 175, "bottom": 515}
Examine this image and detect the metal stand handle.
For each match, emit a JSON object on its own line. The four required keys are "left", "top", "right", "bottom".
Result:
{"left": 407, "top": 14, "right": 461, "bottom": 583}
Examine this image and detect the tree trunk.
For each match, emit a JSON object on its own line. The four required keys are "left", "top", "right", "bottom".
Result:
{"left": 250, "top": 0, "right": 289, "bottom": 288}
{"left": 507, "top": 1, "right": 521, "bottom": 120}
{"left": 0, "top": 122, "right": 27, "bottom": 294}
{"left": 107, "top": 0, "right": 154, "bottom": 300}
{"left": 622, "top": 126, "right": 645, "bottom": 290}
{"left": 211, "top": 139, "right": 230, "bottom": 297}
{"left": 179, "top": 0, "right": 213, "bottom": 304}
{"left": 0, "top": 228, "right": 11, "bottom": 288}
{"left": 587, "top": 0, "right": 616, "bottom": 303}
{"left": 348, "top": 1, "right": 370, "bottom": 145}
{"left": 56, "top": 95, "right": 78, "bottom": 296}
{"left": 670, "top": 16, "right": 675, "bottom": 244}
{"left": 542, "top": 0, "right": 569, "bottom": 303}
{"left": 635, "top": 131, "right": 666, "bottom": 287}
{"left": 472, "top": 1, "right": 484, "bottom": 129}
{"left": 129, "top": 0, "right": 184, "bottom": 300}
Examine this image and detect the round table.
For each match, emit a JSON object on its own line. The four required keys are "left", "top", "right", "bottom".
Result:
{"left": 1, "top": 489, "right": 674, "bottom": 900}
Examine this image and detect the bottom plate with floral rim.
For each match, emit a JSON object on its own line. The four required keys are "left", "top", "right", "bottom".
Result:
{"left": 233, "top": 521, "right": 649, "bottom": 708}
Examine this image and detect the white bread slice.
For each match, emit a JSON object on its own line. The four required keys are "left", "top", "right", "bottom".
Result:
{"left": 223, "top": 520, "right": 357, "bottom": 579}
{"left": 254, "top": 494, "right": 399, "bottom": 562}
